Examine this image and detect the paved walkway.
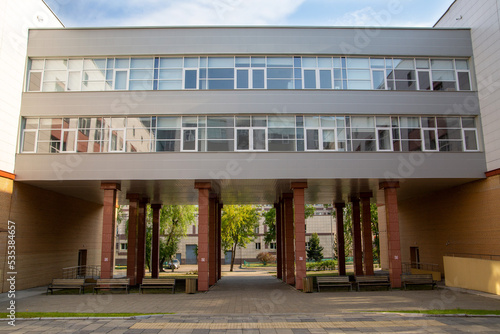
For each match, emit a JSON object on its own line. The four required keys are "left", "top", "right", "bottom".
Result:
{"left": 1, "top": 270, "right": 500, "bottom": 333}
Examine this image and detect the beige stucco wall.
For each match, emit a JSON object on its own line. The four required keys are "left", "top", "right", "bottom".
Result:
{"left": 1, "top": 182, "right": 103, "bottom": 292}
{"left": 397, "top": 175, "right": 500, "bottom": 274}
{"left": 0, "top": 176, "right": 14, "bottom": 291}
{"left": 444, "top": 256, "right": 500, "bottom": 295}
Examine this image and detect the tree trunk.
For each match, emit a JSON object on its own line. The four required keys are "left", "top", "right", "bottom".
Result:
{"left": 230, "top": 243, "right": 237, "bottom": 272}
{"left": 160, "top": 256, "right": 166, "bottom": 272}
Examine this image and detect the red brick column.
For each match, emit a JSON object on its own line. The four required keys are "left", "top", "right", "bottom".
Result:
{"left": 283, "top": 193, "right": 295, "bottom": 285}
{"left": 209, "top": 194, "right": 217, "bottom": 286}
{"left": 218, "top": 201, "right": 223, "bottom": 281}
{"left": 195, "top": 182, "right": 211, "bottom": 291}
{"left": 380, "top": 181, "right": 402, "bottom": 288}
{"left": 126, "top": 193, "right": 139, "bottom": 285}
{"left": 280, "top": 199, "right": 286, "bottom": 281}
{"left": 351, "top": 197, "right": 363, "bottom": 276}
{"left": 275, "top": 202, "right": 283, "bottom": 280}
{"left": 100, "top": 183, "right": 120, "bottom": 279}
{"left": 360, "top": 192, "right": 374, "bottom": 276}
{"left": 292, "top": 181, "right": 307, "bottom": 290}
{"left": 136, "top": 198, "right": 149, "bottom": 285}
{"left": 335, "top": 202, "right": 346, "bottom": 276}
{"left": 151, "top": 204, "right": 162, "bottom": 279}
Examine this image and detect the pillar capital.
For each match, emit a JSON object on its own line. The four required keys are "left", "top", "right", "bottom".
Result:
{"left": 379, "top": 181, "right": 400, "bottom": 190}
{"left": 334, "top": 202, "right": 345, "bottom": 209}
{"left": 360, "top": 191, "right": 373, "bottom": 199}
{"left": 126, "top": 193, "right": 140, "bottom": 201}
{"left": 350, "top": 196, "right": 360, "bottom": 203}
{"left": 101, "top": 182, "right": 121, "bottom": 191}
{"left": 139, "top": 197, "right": 150, "bottom": 205}
{"left": 291, "top": 180, "right": 308, "bottom": 189}
{"left": 151, "top": 203, "right": 162, "bottom": 210}
{"left": 195, "top": 181, "right": 212, "bottom": 190}
{"left": 282, "top": 193, "right": 294, "bottom": 199}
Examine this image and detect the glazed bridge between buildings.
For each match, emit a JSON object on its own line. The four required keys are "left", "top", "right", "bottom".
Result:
{"left": 100, "top": 179, "right": 413, "bottom": 290}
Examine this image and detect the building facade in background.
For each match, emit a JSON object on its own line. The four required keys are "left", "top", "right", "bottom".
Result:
{"left": 0, "top": 1, "right": 498, "bottom": 294}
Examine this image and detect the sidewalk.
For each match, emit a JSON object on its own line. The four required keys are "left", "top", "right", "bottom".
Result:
{"left": 2, "top": 270, "right": 499, "bottom": 315}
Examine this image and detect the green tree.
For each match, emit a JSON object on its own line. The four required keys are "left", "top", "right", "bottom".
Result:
{"left": 307, "top": 233, "right": 324, "bottom": 262}
{"left": 263, "top": 204, "right": 315, "bottom": 244}
{"left": 370, "top": 203, "right": 380, "bottom": 263}
{"left": 145, "top": 205, "right": 196, "bottom": 272}
{"left": 221, "top": 205, "right": 260, "bottom": 271}
{"left": 343, "top": 204, "right": 353, "bottom": 257}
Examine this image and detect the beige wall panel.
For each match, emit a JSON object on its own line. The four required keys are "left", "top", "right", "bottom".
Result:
{"left": 398, "top": 175, "right": 500, "bottom": 274}
{"left": 2, "top": 182, "right": 103, "bottom": 292}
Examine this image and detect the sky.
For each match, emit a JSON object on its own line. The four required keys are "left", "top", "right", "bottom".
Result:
{"left": 44, "top": 0, "right": 456, "bottom": 28}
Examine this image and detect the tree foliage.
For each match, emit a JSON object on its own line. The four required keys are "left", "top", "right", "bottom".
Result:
{"left": 263, "top": 204, "right": 315, "bottom": 244}
{"left": 307, "top": 232, "right": 324, "bottom": 262}
{"left": 145, "top": 205, "right": 196, "bottom": 272}
{"left": 256, "top": 252, "right": 276, "bottom": 265}
{"left": 221, "top": 205, "right": 260, "bottom": 271}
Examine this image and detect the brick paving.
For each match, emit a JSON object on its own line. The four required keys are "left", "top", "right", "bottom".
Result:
{"left": 1, "top": 270, "right": 500, "bottom": 333}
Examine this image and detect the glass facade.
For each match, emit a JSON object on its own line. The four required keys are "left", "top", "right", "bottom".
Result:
{"left": 20, "top": 115, "right": 479, "bottom": 154}
{"left": 27, "top": 56, "right": 472, "bottom": 92}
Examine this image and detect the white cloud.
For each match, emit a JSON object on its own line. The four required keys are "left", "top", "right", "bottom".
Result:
{"left": 99, "top": 0, "right": 307, "bottom": 27}
{"left": 330, "top": 6, "right": 435, "bottom": 28}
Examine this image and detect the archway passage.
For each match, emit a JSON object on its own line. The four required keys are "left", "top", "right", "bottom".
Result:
{"left": 99, "top": 178, "right": 404, "bottom": 291}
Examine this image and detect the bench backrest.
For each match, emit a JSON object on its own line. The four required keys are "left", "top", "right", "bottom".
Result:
{"left": 141, "top": 278, "right": 175, "bottom": 284}
{"left": 52, "top": 278, "right": 85, "bottom": 285}
{"left": 316, "top": 276, "right": 350, "bottom": 283}
{"left": 356, "top": 275, "right": 390, "bottom": 283}
{"left": 401, "top": 274, "right": 433, "bottom": 282}
{"left": 96, "top": 278, "right": 130, "bottom": 285}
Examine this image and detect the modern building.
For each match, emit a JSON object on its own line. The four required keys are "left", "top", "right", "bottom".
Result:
{"left": 0, "top": 0, "right": 63, "bottom": 293}
{"left": 10, "top": 24, "right": 487, "bottom": 292}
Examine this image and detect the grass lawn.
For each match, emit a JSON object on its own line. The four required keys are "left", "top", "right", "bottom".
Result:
{"left": 385, "top": 309, "right": 500, "bottom": 315}
{"left": 0, "top": 312, "right": 171, "bottom": 318}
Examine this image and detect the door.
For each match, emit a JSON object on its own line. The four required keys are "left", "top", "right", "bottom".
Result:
{"left": 176, "top": 253, "right": 182, "bottom": 264}
{"left": 78, "top": 249, "right": 87, "bottom": 277}
{"left": 410, "top": 247, "right": 420, "bottom": 269}
{"left": 225, "top": 251, "right": 233, "bottom": 265}
{"left": 185, "top": 244, "right": 197, "bottom": 264}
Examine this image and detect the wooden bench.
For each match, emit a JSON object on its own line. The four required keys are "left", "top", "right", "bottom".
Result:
{"left": 139, "top": 278, "right": 176, "bottom": 294}
{"left": 316, "top": 276, "right": 352, "bottom": 292}
{"left": 93, "top": 278, "right": 130, "bottom": 294}
{"left": 355, "top": 275, "right": 391, "bottom": 291}
{"left": 47, "top": 279, "right": 85, "bottom": 295}
{"left": 401, "top": 274, "right": 436, "bottom": 290}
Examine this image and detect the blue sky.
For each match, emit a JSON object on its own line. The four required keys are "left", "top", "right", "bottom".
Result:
{"left": 44, "top": 0, "right": 455, "bottom": 28}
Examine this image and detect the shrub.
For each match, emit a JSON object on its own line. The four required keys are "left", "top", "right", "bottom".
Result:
{"left": 257, "top": 252, "right": 276, "bottom": 265}
{"left": 306, "top": 259, "right": 337, "bottom": 271}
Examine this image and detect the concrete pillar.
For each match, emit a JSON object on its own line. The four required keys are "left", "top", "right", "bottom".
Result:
{"left": 209, "top": 194, "right": 217, "bottom": 286}
{"left": 360, "top": 192, "right": 374, "bottom": 276}
{"left": 151, "top": 203, "right": 162, "bottom": 279}
{"left": 380, "top": 181, "right": 402, "bottom": 288}
{"left": 136, "top": 198, "right": 149, "bottom": 285}
{"left": 195, "top": 182, "right": 211, "bottom": 291}
{"left": 292, "top": 181, "right": 307, "bottom": 290}
{"left": 334, "top": 202, "right": 346, "bottom": 276}
{"left": 351, "top": 196, "right": 363, "bottom": 276}
{"left": 275, "top": 202, "right": 283, "bottom": 280}
{"left": 100, "top": 183, "right": 120, "bottom": 279}
{"left": 126, "top": 193, "right": 140, "bottom": 285}
{"left": 283, "top": 193, "right": 295, "bottom": 285}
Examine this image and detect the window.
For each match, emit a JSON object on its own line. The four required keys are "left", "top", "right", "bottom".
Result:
{"left": 20, "top": 115, "right": 480, "bottom": 154}
{"left": 270, "top": 243, "right": 277, "bottom": 250}
{"left": 120, "top": 243, "right": 128, "bottom": 250}
{"left": 255, "top": 242, "right": 261, "bottom": 250}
